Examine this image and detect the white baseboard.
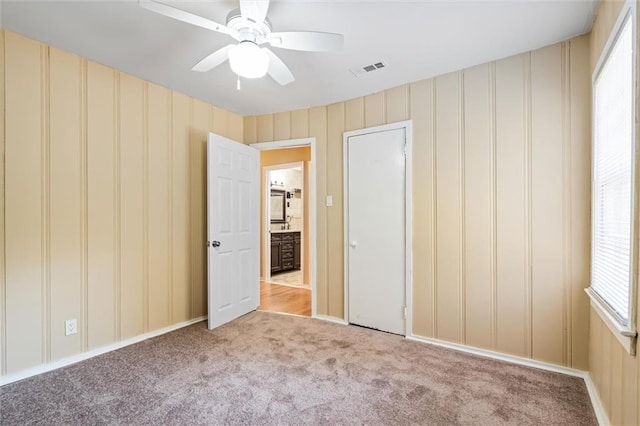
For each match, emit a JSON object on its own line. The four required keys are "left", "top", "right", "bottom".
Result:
{"left": 583, "top": 372, "right": 610, "bottom": 426}
{"left": 407, "top": 334, "right": 584, "bottom": 377}
{"left": 313, "top": 314, "right": 348, "bottom": 325}
{"left": 407, "top": 334, "right": 609, "bottom": 425}
{"left": 0, "top": 316, "right": 207, "bottom": 387}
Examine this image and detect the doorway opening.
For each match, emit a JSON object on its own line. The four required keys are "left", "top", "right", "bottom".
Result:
{"left": 265, "top": 162, "right": 307, "bottom": 288}
{"left": 250, "top": 138, "right": 316, "bottom": 318}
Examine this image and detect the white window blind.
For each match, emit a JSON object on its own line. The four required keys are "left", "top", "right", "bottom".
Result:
{"left": 592, "top": 15, "right": 634, "bottom": 325}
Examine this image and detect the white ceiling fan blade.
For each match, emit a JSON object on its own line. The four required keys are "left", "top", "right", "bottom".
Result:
{"left": 192, "top": 44, "right": 233, "bottom": 72}
{"left": 267, "top": 31, "right": 344, "bottom": 52}
{"left": 239, "top": 0, "right": 270, "bottom": 24}
{"left": 264, "top": 48, "right": 294, "bottom": 86}
{"left": 139, "top": 0, "right": 237, "bottom": 38}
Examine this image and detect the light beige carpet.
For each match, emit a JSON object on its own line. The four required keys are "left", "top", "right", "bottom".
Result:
{"left": 0, "top": 311, "right": 596, "bottom": 425}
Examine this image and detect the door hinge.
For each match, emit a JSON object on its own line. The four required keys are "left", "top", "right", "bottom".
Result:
{"left": 403, "top": 306, "right": 407, "bottom": 320}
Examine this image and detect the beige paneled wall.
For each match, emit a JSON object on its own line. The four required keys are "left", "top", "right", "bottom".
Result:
{"left": 588, "top": 1, "right": 640, "bottom": 425}
{"left": 1, "top": 30, "right": 244, "bottom": 376}
{"left": 245, "top": 35, "right": 592, "bottom": 369}
{"left": 0, "top": 30, "right": 6, "bottom": 375}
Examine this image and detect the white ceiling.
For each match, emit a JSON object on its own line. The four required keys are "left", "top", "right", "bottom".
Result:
{"left": 2, "top": 0, "right": 598, "bottom": 116}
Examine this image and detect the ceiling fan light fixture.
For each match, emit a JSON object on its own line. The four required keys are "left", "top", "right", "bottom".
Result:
{"left": 229, "top": 41, "right": 269, "bottom": 79}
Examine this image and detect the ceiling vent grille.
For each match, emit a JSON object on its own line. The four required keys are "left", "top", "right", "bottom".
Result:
{"left": 350, "top": 61, "right": 387, "bottom": 78}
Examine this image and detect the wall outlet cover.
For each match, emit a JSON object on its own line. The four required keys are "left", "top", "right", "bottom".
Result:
{"left": 65, "top": 319, "right": 78, "bottom": 336}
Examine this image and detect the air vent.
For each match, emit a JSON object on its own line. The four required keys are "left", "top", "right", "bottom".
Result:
{"left": 350, "top": 61, "right": 388, "bottom": 78}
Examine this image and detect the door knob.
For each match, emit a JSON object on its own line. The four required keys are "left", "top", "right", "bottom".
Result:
{"left": 350, "top": 241, "right": 357, "bottom": 248}
{"left": 211, "top": 241, "right": 221, "bottom": 248}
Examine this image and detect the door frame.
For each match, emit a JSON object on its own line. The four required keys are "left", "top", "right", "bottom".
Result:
{"left": 250, "top": 137, "right": 317, "bottom": 317}
{"left": 343, "top": 120, "right": 413, "bottom": 336}
{"left": 262, "top": 161, "right": 306, "bottom": 285}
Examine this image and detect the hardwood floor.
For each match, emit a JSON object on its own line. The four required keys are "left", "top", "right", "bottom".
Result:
{"left": 259, "top": 281, "right": 311, "bottom": 317}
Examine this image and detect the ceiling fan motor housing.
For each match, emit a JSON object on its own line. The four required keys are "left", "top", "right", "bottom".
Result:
{"left": 226, "top": 8, "right": 272, "bottom": 43}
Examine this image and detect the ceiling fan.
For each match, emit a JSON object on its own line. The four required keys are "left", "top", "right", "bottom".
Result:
{"left": 139, "top": 0, "right": 344, "bottom": 85}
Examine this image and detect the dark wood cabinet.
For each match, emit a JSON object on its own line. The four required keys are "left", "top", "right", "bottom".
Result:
{"left": 270, "top": 236, "right": 282, "bottom": 274}
{"left": 293, "top": 234, "right": 301, "bottom": 269}
{"left": 271, "top": 231, "right": 301, "bottom": 274}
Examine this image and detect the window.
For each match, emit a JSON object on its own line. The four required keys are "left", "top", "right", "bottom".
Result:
{"left": 588, "top": 5, "right": 638, "bottom": 354}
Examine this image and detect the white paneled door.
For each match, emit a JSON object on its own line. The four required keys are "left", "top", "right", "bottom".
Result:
{"left": 346, "top": 126, "right": 407, "bottom": 335}
{"left": 207, "top": 133, "right": 260, "bottom": 329}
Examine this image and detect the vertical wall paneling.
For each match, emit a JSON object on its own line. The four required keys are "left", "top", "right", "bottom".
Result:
{"left": 530, "top": 44, "right": 565, "bottom": 365}
{"left": 114, "top": 72, "right": 122, "bottom": 342}
{"left": 49, "top": 48, "right": 83, "bottom": 361}
{"left": 489, "top": 63, "right": 498, "bottom": 349}
{"left": 462, "top": 64, "right": 493, "bottom": 350}
{"left": 4, "top": 32, "right": 45, "bottom": 373}
{"left": 147, "top": 83, "right": 171, "bottom": 331}
{"left": 569, "top": 35, "right": 591, "bottom": 371}
{"left": 3, "top": 30, "right": 249, "bottom": 378}
{"left": 190, "top": 100, "right": 209, "bottom": 318}
{"left": 345, "top": 98, "right": 364, "bottom": 131}
{"left": 326, "top": 103, "right": 345, "bottom": 318}
{"left": 622, "top": 346, "right": 639, "bottom": 425}
{"left": 364, "top": 92, "right": 385, "bottom": 128}
{"left": 274, "top": 111, "right": 291, "bottom": 140}
{"left": 80, "top": 57, "right": 89, "bottom": 353}
{"left": 212, "top": 106, "right": 228, "bottom": 139}
{"left": 309, "top": 107, "right": 328, "bottom": 315}
{"left": 590, "top": 311, "right": 601, "bottom": 391}
{"left": 243, "top": 116, "right": 258, "bottom": 144}
{"left": 459, "top": 72, "right": 466, "bottom": 344}
{"left": 434, "top": 73, "right": 463, "bottom": 343}
{"left": 86, "top": 62, "right": 117, "bottom": 350}
{"left": 562, "top": 41, "right": 573, "bottom": 368}
{"left": 257, "top": 114, "right": 274, "bottom": 142}
{"left": 43, "top": 38, "right": 51, "bottom": 365}
{"left": 385, "top": 85, "right": 409, "bottom": 123}
{"left": 243, "top": 115, "right": 257, "bottom": 144}
{"left": 228, "top": 112, "right": 244, "bottom": 142}
{"left": 610, "top": 344, "right": 623, "bottom": 425}
{"left": 143, "top": 83, "right": 149, "bottom": 334}
{"left": 494, "top": 55, "right": 528, "bottom": 357}
{"left": 0, "top": 29, "right": 6, "bottom": 375}
{"left": 524, "top": 53, "right": 533, "bottom": 359}
{"left": 409, "top": 80, "right": 435, "bottom": 337}
{"left": 119, "top": 74, "right": 145, "bottom": 340}
{"left": 291, "top": 109, "right": 309, "bottom": 139}
{"left": 601, "top": 328, "right": 612, "bottom": 410}
{"left": 171, "top": 93, "right": 192, "bottom": 323}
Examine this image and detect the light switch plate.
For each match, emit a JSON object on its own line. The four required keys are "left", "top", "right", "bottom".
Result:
{"left": 326, "top": 195, "right": 333, "bottom": 207}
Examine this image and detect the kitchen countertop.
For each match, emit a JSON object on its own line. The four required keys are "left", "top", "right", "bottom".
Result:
{"left": 270, "top": 229, "right": 301, "bottom": 234}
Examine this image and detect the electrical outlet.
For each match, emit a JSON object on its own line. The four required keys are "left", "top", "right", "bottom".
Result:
{"left": 65, "top": 319, "right": 77, "bottom": 336}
